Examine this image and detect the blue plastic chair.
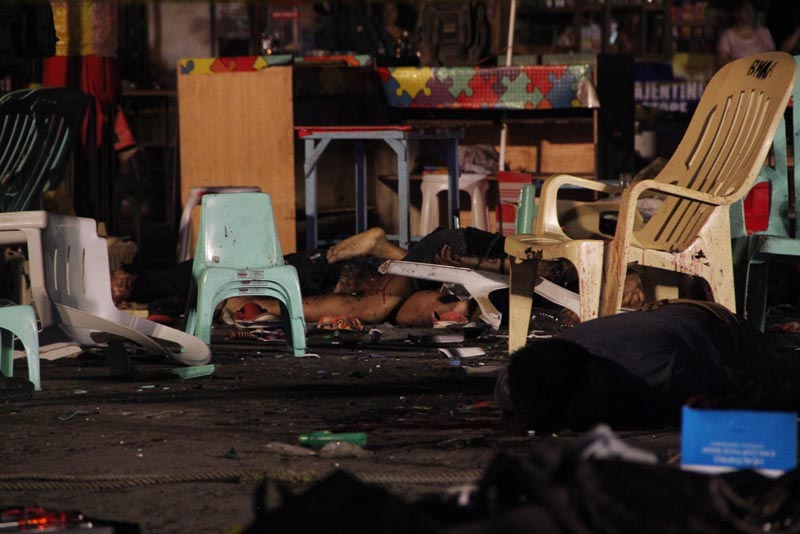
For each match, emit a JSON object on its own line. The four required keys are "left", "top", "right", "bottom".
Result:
{"left": 184, "top": 193, "right": 306, "bottom": 355}
{"left": 731, "top": 56, "right": 800, "bottom": 331}
{"left": 0, "top": 305, "right": 41, "bottom": 390}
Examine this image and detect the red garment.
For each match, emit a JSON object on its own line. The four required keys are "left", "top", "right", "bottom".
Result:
{"left": 42, "top": 54, "right": 125, "bottom": 148}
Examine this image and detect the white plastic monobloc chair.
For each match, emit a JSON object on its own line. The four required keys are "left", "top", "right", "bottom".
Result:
{"left": 419, "top": 173, "right": 490, "bottom": 234}
{"left": 0, "top": 211, "right": 52, "bottom": 327}
{"left": 42, "top": 214, "right": 211, "bottom": 366}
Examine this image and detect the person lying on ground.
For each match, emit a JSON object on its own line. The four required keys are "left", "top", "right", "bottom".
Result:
{"left": 112, "top": 226, "right": 648, "bottom": 327}
{"left": 225, "top": 226, "right": 646, "bottom": 326}
{"left": 494, "top": 299, "right": 800, "bottom": 431}
{"left": 113, "top": 227, "right": 498, "bottom": 326}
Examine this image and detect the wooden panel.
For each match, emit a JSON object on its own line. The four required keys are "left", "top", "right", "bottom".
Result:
{"left": 540, "top": 140, "right": 595, "bottom": 176}
{"left": 178, "top": 66, "right": 296, "bottom": 253}
{"left": 498, "top": 145, "right": 538, "bottom": 172}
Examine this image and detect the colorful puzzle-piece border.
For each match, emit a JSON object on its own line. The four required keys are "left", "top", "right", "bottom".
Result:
{"left": 378, "top": 65, "right": 594, "bottom": 110}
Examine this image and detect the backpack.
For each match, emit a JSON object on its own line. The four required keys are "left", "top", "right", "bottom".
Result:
{"left": 415, "top": 0, "right": 490, "bottom": 66}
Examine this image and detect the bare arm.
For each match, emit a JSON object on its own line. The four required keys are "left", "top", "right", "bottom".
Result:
{"left": 436, "top": 244, "right": 510, "bottom": 274}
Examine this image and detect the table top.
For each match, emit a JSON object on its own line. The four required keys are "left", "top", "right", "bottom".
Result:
{"left": 377, "top": 65, "right": 598, "bottom": 110}
{"left": 295, "top": 125, "right": 464, "bottom": 140}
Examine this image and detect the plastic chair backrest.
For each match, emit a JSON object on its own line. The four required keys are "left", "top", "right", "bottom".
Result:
{"left": 636, "top": 52, "right": 796, "bottom": 252}
{"left": 42, "top": 213, "right": 212, "bottom": 365}
{"left": 0, "top": 87, "right": 87, "bottom": 212}
{"left": 192, "top": 192, "right": 284, "bottom": 278}
{"left": 43, "top": 215, "right": 119, "bottom": 318}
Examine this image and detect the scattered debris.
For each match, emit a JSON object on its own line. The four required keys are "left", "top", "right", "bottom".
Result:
{"left": 171, "top": 364, "right": 216, "bottom": 380}
{"left": 316, "top": 315, "right": 364, "bottom": 332}
{"left": 264, "top": 442, "right": 317, "bottom": 457}
{"left": 438, "top": 347, "right": 485, "bottom": 360}
{"left": 318, "top": 440, "right": 373, "bottom": 459}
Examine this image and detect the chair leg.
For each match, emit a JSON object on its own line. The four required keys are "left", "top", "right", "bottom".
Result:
{"left": 192, "top": 284, "right": 218, "bottom": 345}
{"left": 600, "top": 247, "right": 628, "bottom": 317}
{"left": 705, "top": 264, "right": 738, "bottom": 316}
{"left": 0, "top": 306, "right": 43, "bottom": 390}
{"left": 574, "top": 247, "right": 603, "bottom": 321}
{"left": 278, "top": 301, "right": 306, "bottom": 357}
{"left": 508, "top": 258, "right": 538, "bottom": 354}
{"left": 16, "top": 308, "right": 41, "bottom": 391}
{"left": 745, "top": 261, "right": 769, "bottom": 332}
{"left": 0, "top": 328, "right": 11, "bottom": 378}
{"left": 732, "top": 258, "right": 750, "bottom": 321}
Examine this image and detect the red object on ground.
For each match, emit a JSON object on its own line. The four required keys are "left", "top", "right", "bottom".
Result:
{"left": 147, "top": 314, "right": 177, "bottom": 326}
{"left": 235, "top": 302, "right": 267, "bottom": 321}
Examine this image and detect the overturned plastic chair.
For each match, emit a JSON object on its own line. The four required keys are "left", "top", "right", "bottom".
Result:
{"left": 378, "top": 260, "right": 580, "bottom": 330}
{"left": 0, "top": 304, "right": 40, "bottom": 390}
{"left": 505, "top": 52, "right": 797, "bottom": 353}
{"left": 41, "top": 214, "right": 211, "bottom": 366}
{"left": 184, "top": 193, "right": 306, "bottom": 356}
{"left": 379, "top": 183, "right": 628, "bottom": 329}
{"left": 731, "top": 55, "right": 800, "bottom": 331}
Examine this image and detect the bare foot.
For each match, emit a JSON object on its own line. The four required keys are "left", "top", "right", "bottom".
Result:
{"left": 621, "top": 271, "right": 647, "bottom": 309}
{"left": 326, "top": 228, "right": 405, "bottom": 263}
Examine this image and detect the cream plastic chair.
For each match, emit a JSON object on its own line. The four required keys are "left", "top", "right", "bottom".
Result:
{"left": 41, "top": 214, "right": 211, "bottom": 366}
{"left": 505, "top": 51, "right": 797, "bottom": 353}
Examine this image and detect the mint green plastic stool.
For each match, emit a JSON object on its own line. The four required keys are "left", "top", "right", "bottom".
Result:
{"left": 184, "top": 193, "right": 306, "bottom": 356}
{"left": 0, "top": 305, "right": 41, "bottom": 390}
{"left": 514, "top": 184, "right": 538, "bottom": 234}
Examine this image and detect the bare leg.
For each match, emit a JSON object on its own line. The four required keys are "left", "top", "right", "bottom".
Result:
{"left": 326, "top": 227, "right": 406, "bottom": 264}
{"left": 395, "top": 290, "right": 470, "bottom": 326}
{"left": 224, "top": 274, "right": 416, "bottom": 324}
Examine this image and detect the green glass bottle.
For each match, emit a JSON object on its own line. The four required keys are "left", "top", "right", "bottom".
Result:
{"left": 298, "top": 430, "right": 368, "bottom": 450}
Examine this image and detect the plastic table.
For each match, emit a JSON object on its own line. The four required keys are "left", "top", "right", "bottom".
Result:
{"left": 296, "top": 125, "right": 464, "bottom": 250}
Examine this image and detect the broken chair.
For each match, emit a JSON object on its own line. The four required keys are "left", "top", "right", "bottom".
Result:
{"left": 41, "top": 214, "right": 211, "bottom": 366}
{"left": 505, "top": 51, "right": 797, "bottom": 352}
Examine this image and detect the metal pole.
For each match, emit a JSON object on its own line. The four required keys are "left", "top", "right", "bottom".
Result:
{"left": 498, "top": 0, "right": 517, "bottom": 173}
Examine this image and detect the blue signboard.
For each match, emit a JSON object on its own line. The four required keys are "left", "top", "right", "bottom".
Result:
{"left": 681, "top": 407, "right": 797, "bottom": 477}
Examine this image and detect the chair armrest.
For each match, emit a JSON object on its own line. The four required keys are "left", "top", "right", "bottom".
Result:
{"left": 626, "top": 179, "right": 728, "bottom": 206}
{"left": 611, "top": 178, "right": 729, "bottom": 243}
{"left": 534, "top": 174, "right": 623, "bottom": 236}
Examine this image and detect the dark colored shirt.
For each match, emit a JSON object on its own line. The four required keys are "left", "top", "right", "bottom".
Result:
{"left": 558, "top": 300, "right": 752, "bottom": 404}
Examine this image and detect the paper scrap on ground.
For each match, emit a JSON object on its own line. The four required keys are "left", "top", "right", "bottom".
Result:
{"left": 439, "top": 347, "right": 485, "bottom": 360}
